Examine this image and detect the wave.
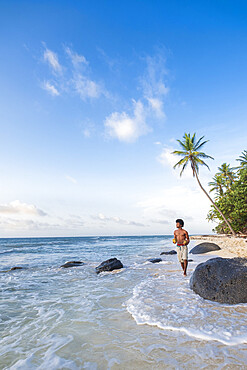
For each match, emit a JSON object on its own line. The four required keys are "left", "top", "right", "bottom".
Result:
{"left": 126, "top": 276, "right": 247, "bottom": 346}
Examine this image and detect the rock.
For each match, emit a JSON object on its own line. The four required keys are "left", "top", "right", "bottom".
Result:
{"left": 95, "top": 258, "right": 123, "bottom": 274}
{"left": 190, "top": 257, "right": 247, "bottom": 304}
{"left": 60, "top": 261, "right": 85, "bottom": 268}
{"left": 10, "top": 267, "right": 23, "bottom": 271}
{"left": 190, "top": 242, "right": 221, "bottom": 254}
{"left": 147, "top": 258, "right": 162, "bottom": 263}
{"left": 160, "top": 250, "right": 177, "bottom": 255}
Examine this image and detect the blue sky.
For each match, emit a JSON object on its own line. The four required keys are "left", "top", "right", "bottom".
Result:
{"left": 0, "top": 0, "right": 246, "bottom": 237}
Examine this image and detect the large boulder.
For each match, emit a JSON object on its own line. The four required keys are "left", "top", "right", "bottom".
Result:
{"left": 147, "top": 258, "right": 162, "bottom": 263}
{"left": 60, "top": 261, "right": 85, "bottom": 268}
{"left": 190, "top": 242, "right": 221, "bottom": 254}
{"left": 160, "top": 250, "right": 177, "bottom": 255}
{"left": 190, "top": 257, "right": 247, "bottom": 304}
{"left": 96, "top": 258, "right": 123, "bottom": 274}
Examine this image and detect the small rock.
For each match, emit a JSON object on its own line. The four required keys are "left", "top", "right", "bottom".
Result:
{"left": 160, "top": 250, "right": 177, "bottom": 255}
{"left": 190, "top": 242, "right": 221, "bottom": 254}
{"left": 147, "top": 258, "right": 162, "bottom": 263}
{"left": 10, "top": 267, "right": 23, "bottom": 271}
{"left": 60, "top": 261, "right": 85, "bottom": 268}
{"left": 190, "top": 257, "right": 247, "bottom": 304}
{"left": 96, "top": 258, "right": 123, "bottom": 274}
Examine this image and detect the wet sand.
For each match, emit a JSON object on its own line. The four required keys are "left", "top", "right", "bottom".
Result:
{"left": 190, "top": 235, "right": 247, "bottom": 258}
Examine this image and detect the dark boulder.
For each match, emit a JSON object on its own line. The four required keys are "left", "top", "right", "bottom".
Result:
{"left": 60, "top": 261, "right": 85, "bottom": 268}
{"left": 190, "top": 242, "right": 221, "bottom": 254}
{"left": 96, "top": 258, "right": 123, "bottom": 274}
{"left": 10, "top": 267, "right": 24, "bottom": 271}
{"left": 160, "top": 250, "right": 177, "bottom": 255}
{"left": 190, "top": 257, "right": 247, "bottom": 304}
{"left": 147, "top": 258, "right": 162, "bottom": 263}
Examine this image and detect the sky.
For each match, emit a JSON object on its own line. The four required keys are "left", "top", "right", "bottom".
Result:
{"left": 0, "top": 0, "right": 247, "bottom": 237}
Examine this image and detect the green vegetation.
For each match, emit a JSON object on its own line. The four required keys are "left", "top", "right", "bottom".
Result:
{"left": 207, "top": 151, "right": 247, "bottom": 235}
{"left": 172, "top": 133, "right": 236, "bottom": 236}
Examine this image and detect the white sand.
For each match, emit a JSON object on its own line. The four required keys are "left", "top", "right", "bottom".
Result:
{"left": 190, "top": 235, "right": 247, "bottom": 258}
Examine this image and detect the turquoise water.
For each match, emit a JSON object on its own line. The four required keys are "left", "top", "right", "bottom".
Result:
{"left": 0, "top": 236, "right": 247, "bottom": 369}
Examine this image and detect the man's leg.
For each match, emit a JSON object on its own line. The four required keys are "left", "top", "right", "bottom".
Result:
{"left": 183, "top": 259, "right": 188, "bottom": 276}
{"left": 180, "top": 262, "right": 184, "bottom": 271}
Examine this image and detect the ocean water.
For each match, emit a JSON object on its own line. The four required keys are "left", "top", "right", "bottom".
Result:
{"left": 0, "top": 235, "right": 247, "bottom": 369}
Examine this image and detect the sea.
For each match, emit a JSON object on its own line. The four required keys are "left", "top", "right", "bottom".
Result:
{"left": 0, "top": 235, "right": 247, "bottom": 369}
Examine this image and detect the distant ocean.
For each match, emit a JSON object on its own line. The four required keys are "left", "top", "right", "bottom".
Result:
{"left": 1, "top": 236, "right": 247, "bottom": 369}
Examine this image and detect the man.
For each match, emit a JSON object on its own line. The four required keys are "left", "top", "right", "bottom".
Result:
{"left": 173, "top": 219, "right": 190, "bottom": 276}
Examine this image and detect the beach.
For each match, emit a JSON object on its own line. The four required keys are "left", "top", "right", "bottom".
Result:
{"left": 190, "top": 235, "right": 247, "bottom": 258}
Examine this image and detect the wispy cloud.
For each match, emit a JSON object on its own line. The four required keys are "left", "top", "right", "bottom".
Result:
{"left": 105, "top": 100, "right": 149, "bottom": 142}
{"left": 72, "top": 73, "right": 102, "bottom": 100}
{"left": 43, "top": 45, "right": 62, "bottom": 73}
{"left": 0, "top": 200, "right": 47, "bottom": 216}
{"left": 41, "top": 44, "right": 105, "bottom": 101}
{"left": 42, "top": 81, "right": 60, "bottom": 96}
{"left": 141, "top": 52, "right": 169, "bottom": 118}
{"left": 104, "top": 49, "right": 169, "bottom": 142}
{"left": 65, "top": 47, "right": 88, "bottom": 67}
{"left": 92, "top": 213, "right": 145, "bottom": 227}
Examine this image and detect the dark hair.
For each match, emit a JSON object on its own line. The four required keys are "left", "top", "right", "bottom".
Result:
{"left": 176, "top": 219, "right": 184, "bottom": 227}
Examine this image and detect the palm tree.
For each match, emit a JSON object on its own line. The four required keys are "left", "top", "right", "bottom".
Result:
{"left": 236, "top": 150, "right": 247, "bottom": 168}
{"left": 172, "top": 133, "right": 236, "bottom": 236}
{"left": 217, "top": 163, "right": 236, "bottom": 188}
{"left": 208, "top": 174, "right": 225, "bottom": 198}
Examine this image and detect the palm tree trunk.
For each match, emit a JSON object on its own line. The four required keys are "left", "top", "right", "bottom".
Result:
{"left": 194, "top": 171, "right": 236, "bottom": 236}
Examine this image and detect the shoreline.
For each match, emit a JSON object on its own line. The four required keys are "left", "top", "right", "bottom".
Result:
{"left": 190, "top": 235, "right": 247, "bottom": 258}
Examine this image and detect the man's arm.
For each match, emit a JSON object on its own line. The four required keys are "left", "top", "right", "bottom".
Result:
{"left": 173, "top": 231, "right": 177, "bottom": 244}
{"left": 185, "top": 230, "right": 190, "bottom": 245}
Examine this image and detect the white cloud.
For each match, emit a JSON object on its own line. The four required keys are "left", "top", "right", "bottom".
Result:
{"left": 41, "top": 44, "right": 105, "bottom": 101}
{"left": 43, "top": 46, "right": 62, "bottom": 73}
{"left": 73, "top": 73, "right": 102, "bottom": 100}
{"left": 42, "top": 81, "right": 59, "bottom": 96}
{"left": 141, "top": 53, "right": 169, "bottom": 118}
{"left": 65, "top": 47, "right": 88, "bottom": 66}
{"left": 137, "top": 185, "right": 215, "bottom": 233}
{"left": 0, "top": 200, "right": 47, "bottom": 217}
{"left": 157, "top": 147, "right": 177, "bottom": 168}
{"left": 105, "top": 100, "right": 149, "bottom": 142}
{"left": 92, "top": 213, "right": 145, "bottom": 227}
{"left": 147, "top": 97, "right": 166, "bottom": 119}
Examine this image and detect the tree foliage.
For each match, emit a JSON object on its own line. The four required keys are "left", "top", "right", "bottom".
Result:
{"left": 207, "top": 151, "right": 247, "bottom": 234}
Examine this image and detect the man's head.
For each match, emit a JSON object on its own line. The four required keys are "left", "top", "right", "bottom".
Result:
{"left": 176, "top": 219, "right": 184, "bottom": 228}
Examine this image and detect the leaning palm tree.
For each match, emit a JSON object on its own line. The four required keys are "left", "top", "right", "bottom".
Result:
{"left": 172, "top": 133, "right": 236, "bottom": 236}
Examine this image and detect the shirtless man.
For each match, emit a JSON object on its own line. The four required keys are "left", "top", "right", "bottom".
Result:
{"left": 173, "top": 219, "right": 190, "bottom": 276}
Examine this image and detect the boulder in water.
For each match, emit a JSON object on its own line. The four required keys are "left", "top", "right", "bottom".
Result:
{"left": 190, "top": 257, "right": 247, "bottom": 304}
{"left": 60, "top": 261, "right": 85, "bottom": 268}
{"left": 160, "top": 250, "right": 177, "bottom": 255}
{"left": 147, "top": 258, "right": 162, "bottom": 263}
{"left": 190, "top": 242, "right": 221, "bottom": 254}
{"left": 10, "top": 267, "right": 24, "bottom": 271}
{"left": 95, "top": 258, "right": 123, "bottom": 274}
